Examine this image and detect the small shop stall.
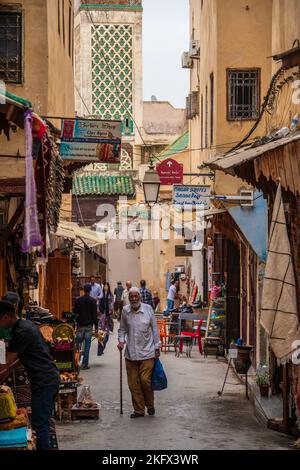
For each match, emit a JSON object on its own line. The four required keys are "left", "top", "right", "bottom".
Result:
{"left": 39, "top": 322, "right": 81, "bottom": 422}
{"left": 0, "top": 384, "right": 34, "bottom": 450}
{"left": 203, "top": 296, "right": 226, "bottom": 357}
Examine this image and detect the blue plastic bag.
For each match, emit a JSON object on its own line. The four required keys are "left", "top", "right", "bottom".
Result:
{"left": 151, "top": 358, "right": 168, "bottom": 391}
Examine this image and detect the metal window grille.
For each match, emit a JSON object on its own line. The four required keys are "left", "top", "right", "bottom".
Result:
{"left": 0, "top": 12, "right": 22, "bottom": 84}
{"left": 228, "top": 69, "right": 260, "bottom": 120}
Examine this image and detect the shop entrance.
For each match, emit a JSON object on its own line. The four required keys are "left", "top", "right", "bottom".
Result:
{"left": 226, "top": 239, "right": 240, "bottom": 347}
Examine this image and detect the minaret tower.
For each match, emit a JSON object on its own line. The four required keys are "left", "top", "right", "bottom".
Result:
{"left": 75, "top": 0, "right": 143, "bottom": 169}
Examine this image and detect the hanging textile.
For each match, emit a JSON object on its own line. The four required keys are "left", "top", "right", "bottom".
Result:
{"left": 260, "top": 184, "right": 300, "bottom": 365}
{"left": 22, "top": 110, "right": 43, "bottom": 253}
{"left": 42, "top": 130, "right": 65, "bottom": 233}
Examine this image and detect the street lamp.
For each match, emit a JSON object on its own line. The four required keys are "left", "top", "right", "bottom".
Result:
{"left": 142, "top": 160, "right": 161, "bottom": 206}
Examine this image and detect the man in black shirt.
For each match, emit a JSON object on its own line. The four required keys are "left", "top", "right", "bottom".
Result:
{"left": 0, "top": 300, "right": 60, "bottom": 450}
{"left": 74, "top": 283, "right": 98, "bottom": 370}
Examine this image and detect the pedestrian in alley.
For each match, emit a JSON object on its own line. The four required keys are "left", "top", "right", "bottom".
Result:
{"left": 117, "top": 287, "right": 161, "bottom": 419}
{"left": 90, "top": 276, "right": 103, "bottom": 308}
{"left": 0, "top": 292, "right": 21, "bottom": 340}
{"left": 0, "top": 300, "right": 60, "bottom": 450}
{"left": 99, "top": 282, "right": 114, "bottom": 333}
{"left": 152, "top": 290, "right": 160, "bottom": 313}
{"left": 165, "top": 279, "right": 180, "bottom": 316}
{"left": 121, "top": 280, "right": 132, "bottom": 307}
{"left": 114, "top": 281, "right": 124, "bottom": 320}
{"left": 139, "top": 280, "right": 154, "bottom": 309}
{"left": 74, "top": 283, "right": 98, "bottom": 370}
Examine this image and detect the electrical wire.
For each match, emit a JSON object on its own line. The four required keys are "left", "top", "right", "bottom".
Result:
{"left": 75, "top": 84, "right": 92, "bottom": 115}
{"left": 75, "top": 194, "right": 87, "bottom": 228}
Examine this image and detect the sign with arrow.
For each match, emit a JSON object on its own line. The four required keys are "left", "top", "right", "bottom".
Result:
{"left": 156, "top": 158, "right": 183, "bottom": 185}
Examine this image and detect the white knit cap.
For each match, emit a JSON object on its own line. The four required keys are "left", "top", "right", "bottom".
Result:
{"left": 129, "top": 287, "right": 140, "bottom": 296}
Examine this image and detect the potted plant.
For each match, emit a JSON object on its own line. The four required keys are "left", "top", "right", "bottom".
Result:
{"left": 256, "top": 366, "right": 270, "bottom": 397}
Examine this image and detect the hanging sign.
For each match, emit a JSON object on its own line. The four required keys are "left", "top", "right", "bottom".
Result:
{"left": 60, "top": 118, "right": 122, "bottom": 163}
{"left": 173, "top": 185, "right": 211, "bottom": 209}
{"left": 156, "top": 158, "right": 183, "bottom": 185}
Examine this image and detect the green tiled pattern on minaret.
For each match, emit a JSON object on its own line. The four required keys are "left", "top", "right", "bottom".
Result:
{"left": 91, "top": 24, "right": 133, "bottom": 127}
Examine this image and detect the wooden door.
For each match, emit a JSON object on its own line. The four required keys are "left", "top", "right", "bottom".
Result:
{"left": 0, "top": 258, "right": 6, "bottom": 298}
{"left": 226, "top": 239, "right": 241, "bottom": 347}
{"left": 45, "top": 257, "right": 72, "bottom": 318}
{"left": 241, "top": 242, "right": 248, "bottom": 341}
{"left": 249, "top": 249, "right": 257, "bottom": 364}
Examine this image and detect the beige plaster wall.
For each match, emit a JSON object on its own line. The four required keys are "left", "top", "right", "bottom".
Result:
{"left": 107, "top": 238, "right": 141, "bottom": 289}
{"left": 272, "top": 0, "right": 300, "bottom": 63}
{"left": 0, "top": 0, "right": 75, "bottom": 176}
{"left": 187, "top": 0, "right": 273, "bottom": 199}
{"left": 140, "top": 235, "right": 186, "bottom": 308}
{"left": 216, "top": 0, "right": 273, "bottom": 151}
{"left": 269, "top": 1, "right": 300, "bottom": 130}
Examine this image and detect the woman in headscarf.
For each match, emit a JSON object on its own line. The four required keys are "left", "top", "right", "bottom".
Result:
{"left": 99, "top": 282, "right": 114, "bottom": 333}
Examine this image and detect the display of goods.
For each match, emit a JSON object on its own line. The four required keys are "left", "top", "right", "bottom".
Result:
{"left": 0, "top": 408, "right": 28, "bottom": 431}
{"left": 77, "top": 385, "right": 95, "bottom": 408}
{"left": 39, "top": 325, "right": 54, "bottom": 343}
{"left": 60, "top": 372, "right": 78, "bottom": 382}
{"left": 14, "top": 386, "right": 31, "bottom": 408}
{"left": 54, "top": 341, "right": 73, "bottom": 350}
{"left": 56, "top": 362, "right": 73, "bottom": 370}
{"left": 53, "top": 323, "right": 75, "bottom": 343}
{"left": 74, "top": 351, "right": 80, "bottom": 368}
{"left": 0, "top": 386, "right": 17, "bottom": 423}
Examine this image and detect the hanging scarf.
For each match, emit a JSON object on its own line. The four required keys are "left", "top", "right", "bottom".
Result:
{"left": 22, "top": 110, "right": 43, "bottom": 253}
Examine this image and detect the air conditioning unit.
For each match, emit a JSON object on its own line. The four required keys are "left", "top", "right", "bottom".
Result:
{"left": 182, "top": 51, "right": 193, "bottom": 69}
{"left": 240, "top": 189, "right": 254, "bottom": 207}
{"left": 189, "top": 40, "right": 200, "bottom": 58}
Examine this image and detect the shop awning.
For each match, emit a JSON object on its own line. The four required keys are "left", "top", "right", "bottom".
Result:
{"left": 260, "top": 184, "right": 300, "bottom": 365}
{"left": 0, "top": 89, "right": 32, "bottom": 109}
{"left": 0, "top": 89, "right": 46, "bottom": 134}
{"left": 207, "top": 131, "right": 300, "bottom": 175}
{"left": 53, "top": 223, "right": 76, "bottom": 240}
{"left": 203, "top": 208, "right": 227, "bottom": 218}
{"left": 206, "top": 131, "right": 300, "bottom": 196}
{"left": 52, "top": 222, "right": 107, "bottom": 247}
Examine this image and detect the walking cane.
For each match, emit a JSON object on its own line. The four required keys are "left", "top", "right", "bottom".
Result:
{"left": 120, "top": 348, "right": 123, "bottom": 415}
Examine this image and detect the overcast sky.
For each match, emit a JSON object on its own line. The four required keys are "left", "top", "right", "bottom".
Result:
{"left": 143, "top": 0, "right": 190, "bottom": 109}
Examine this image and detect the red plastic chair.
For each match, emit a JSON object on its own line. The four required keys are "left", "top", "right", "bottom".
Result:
{"left": 157, "top": 319, "right": 177, "bottom": 354}
{"left": 179, "top": 319, "right": 203, "bottom": 355}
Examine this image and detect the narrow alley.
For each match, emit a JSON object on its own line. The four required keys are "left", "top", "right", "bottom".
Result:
{"left": 1, "top": 0, "right": 300, "bottom": 458}
{"left": 57, "top": 329, "right": 290, "bottom": 451}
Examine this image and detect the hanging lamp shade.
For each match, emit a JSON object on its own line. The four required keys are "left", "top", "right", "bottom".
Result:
{"left": 142, "top": 164, "right": 161, "bottom": 205}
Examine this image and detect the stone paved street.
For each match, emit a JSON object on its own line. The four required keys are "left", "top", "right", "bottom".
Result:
{"left": 56, "top": 327, "right": 291, "bottom": 450}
